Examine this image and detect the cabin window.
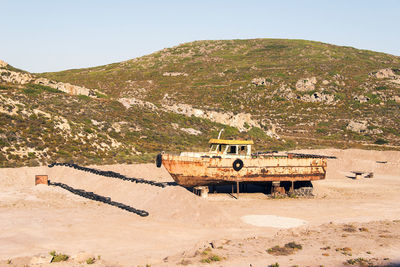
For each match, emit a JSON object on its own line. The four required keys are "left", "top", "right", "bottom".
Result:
{"left": 228, "top": 145, "right": 237, "bottom": 154}
{"left": 239, "top": 146, "right": 246, "bottom": 155}
{"left": 218, "top": 144, "right": 227, "bottom": 152}
{"left": 209, "top": 144, "right": 216, "bottom": 152}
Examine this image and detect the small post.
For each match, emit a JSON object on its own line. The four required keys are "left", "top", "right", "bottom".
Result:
{"left": 236, "top": 181, "right": 239, "bottom": 199}
{"left": 35, "top": 175, "right": 48, "bottom": 185}
{"left": 290, "top": 181, "right": 294, "bottom": 192}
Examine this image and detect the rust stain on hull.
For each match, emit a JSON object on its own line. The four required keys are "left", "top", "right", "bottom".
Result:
{"left": 162, "top": 154, "right": 327, "bottom": 187}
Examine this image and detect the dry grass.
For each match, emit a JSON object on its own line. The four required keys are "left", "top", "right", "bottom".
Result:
{"left": 267, "top": 242, "right": 302, "bottom": 256}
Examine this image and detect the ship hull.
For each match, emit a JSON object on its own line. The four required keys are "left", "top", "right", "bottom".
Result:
{"left": 161, "top": 154, "right": 327, "bottom": 187}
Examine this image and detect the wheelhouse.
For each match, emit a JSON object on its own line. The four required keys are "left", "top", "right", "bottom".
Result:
{"left": 208, "top": 139, "right": 253, "bottom": 156}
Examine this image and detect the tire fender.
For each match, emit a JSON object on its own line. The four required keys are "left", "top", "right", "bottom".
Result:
{"left": 233, "top": 159, "right": 244, "bottom": 171}
{"left": 156, "top": 153, "right": 163, "bottom": 168}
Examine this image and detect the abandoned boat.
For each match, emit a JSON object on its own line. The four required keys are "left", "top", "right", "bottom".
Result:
{"left": 156, "top": 137, "right": 329, "bottom": 188}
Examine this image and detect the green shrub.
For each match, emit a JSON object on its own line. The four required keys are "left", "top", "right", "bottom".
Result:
{"left": 374, "top": 138, "right": 388, "bottom": 145}
{"left": 200, "top": 254, "right": 222, "bottom": 263}
{"left": 26, "top": 83, "right": 62, "bottom": 93}
{"left": 49, "top": 251, "right": 69, "bottom": 262}
{"left": 267, "top": 242, "right": 302, "bottom": 256}
{"left": 22, "top": 88, "right": 39, "bottom": 95}
{"left": 86, "top": 257, "right": 95, "bottom": 264}
{"left": 248, "top": 127, "right": 266, "bottom": 139}
{"left": 375, "top": 85, "right": 388, "bottom": 90}
{"left": 316, "top": 128, "right": 328, "bottom": 134}
{"left": 334, "top": 92, "right": 346, "bottom": 100}
{"left": 78, "top": 95, "right": 91, "bottom": 101}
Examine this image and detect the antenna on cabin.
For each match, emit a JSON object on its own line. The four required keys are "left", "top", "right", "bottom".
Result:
{"left": 217, "top": 129, "right": 224, "bottom": 139}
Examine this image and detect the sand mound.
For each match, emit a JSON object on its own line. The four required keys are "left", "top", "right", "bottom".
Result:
{"left": 0, "top": 163, "right": 233, "bottom": 225}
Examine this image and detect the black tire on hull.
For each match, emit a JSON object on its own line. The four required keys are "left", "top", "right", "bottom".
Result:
{"left": 156, "top": 153, "right": 162, "bottom": 168}
{"left": 233, "top": 159, "right": 244, "bottom": 171}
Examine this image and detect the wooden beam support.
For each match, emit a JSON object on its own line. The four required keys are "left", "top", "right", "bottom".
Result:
{"left": 236, "top": 181, "right": 239, "bottom": 199}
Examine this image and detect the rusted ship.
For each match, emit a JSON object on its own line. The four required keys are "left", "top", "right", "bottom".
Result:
{"left": 156, "top": 136, "right": 329, "bottom": 189}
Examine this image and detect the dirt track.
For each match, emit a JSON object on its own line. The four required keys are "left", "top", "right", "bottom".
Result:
{"left": 1, "top": 149, "right": 400, "bottom": 266}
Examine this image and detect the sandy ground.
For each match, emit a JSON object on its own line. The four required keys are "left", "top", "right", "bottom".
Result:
{"left": 0, "top": 149, "right": 399, "bottom": 266}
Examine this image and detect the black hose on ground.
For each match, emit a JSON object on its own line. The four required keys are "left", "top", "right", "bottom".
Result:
{"left": 48, "top": 162, "right": 167, "bottom": 188}
{"left": 49, "top": 181, "right": 149, "bottom": 217}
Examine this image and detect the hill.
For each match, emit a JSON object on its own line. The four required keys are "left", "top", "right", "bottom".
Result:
{"left": 1, "top": 39, "right": 400, "bottom": 167}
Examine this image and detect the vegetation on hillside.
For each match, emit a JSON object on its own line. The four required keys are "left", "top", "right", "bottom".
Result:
{"left": 1, "top": 39, "right": 400, "bottom": 167}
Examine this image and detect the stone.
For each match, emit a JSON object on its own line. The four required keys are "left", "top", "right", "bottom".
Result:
{"left": 370, "top": 128, "right": 383, "bottom": 134}
{"left": 353, "top": 95, "right": 370, "bottom": 103}
{"left": 393, "top": 96, "right": 400, "bottom": 103}
{"left": 346, "top": 121, "right": 368, "bottom": 133}
{"left": 180, "top": 128, "right": 202, "bottom": 135}
{"left": 251, "top": 77, "right": 272, "bottom": 86}
{"left": 295, "top": 77, "right": 317, "bottom": 92}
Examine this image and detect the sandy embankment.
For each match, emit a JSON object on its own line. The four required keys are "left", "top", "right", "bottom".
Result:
{"left": 0, "top": 149, "right": 399, "bottom": 266}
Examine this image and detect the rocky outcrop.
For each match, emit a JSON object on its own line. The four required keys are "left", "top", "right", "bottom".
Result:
{"left": 0, "top": 59, "right": 8, "bottom": 68}
{"left": 278, "top": 84, "right": 335, "bottom": 104}
{"left": 392, "top": 95, "right": 400, "bottom": 103}
{"left": 353, "top": 95, "right": 370, "bottom": 103}
{"left": 34, "top": 78, "right": 97, "bottom": 96}
{"left": 0, "top": 69, "right": 33, "bottom": 84}
{"left": 162, "top": 103, "right": 261, "bottom": 132}
{"left": 346, "top": 120, "right": 382, "bottom": 134}
{"left": 163, "top": 72, "right": 188, "bottom": 77}
{"left": 295, "top": 77, "right": 317, "bottom": 92}
{"left": 301, "top": 92, "right": 335, "bottom": 104}
{"left": 370, "top": 68, "right": 400, "bottom": 85}
{"left": 322, "top": 80, "right": 330, "bottom": 85}
{"left": 118, "top": 97, "right": 158, "bottom": 110}
{"left": 347, "top": 120, "right": 368, "bottom": 133}
{"left": 251, "top": 77, "right": 272, "bottom": 86}
{"left": 0, "top": 66, "right": 101, "bottom": 97}
{"left": 370, "top": 68, "right": 399, "bottom": 79}
{"left": 180, "top": 127, "right": 202, "bottom": 135}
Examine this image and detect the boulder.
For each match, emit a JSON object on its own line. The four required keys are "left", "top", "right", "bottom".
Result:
{"left": 295, "top": 77, "right": 317, "bottom": 92}
{"left": 251, "top": 77, "right": 272, "bottom": 86}
{"left": 370, "top": 68, "right": 398, "bottom": 79}
{"left": 353, "top": 95, "right": 370, "bottom": 103}
{"left": 346, "top": 121, "right": 368, "bottom": 133}
{"left": 180, "top": 128, "right": 202, "bottom": 135}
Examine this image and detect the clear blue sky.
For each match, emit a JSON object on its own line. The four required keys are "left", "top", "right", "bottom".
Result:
{"left": 2, "top": 0, "right": 399, "bottom": 73}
